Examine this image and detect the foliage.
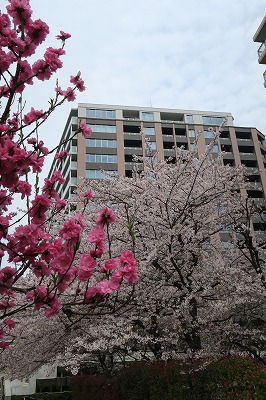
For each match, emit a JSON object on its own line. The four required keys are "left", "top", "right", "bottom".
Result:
{"left": 72, "top": 356, "right": 266, "bottom": 400}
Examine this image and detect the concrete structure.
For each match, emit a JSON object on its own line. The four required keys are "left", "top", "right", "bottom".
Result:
{"left": 253, "top": 14, "right": 266, "bottom": 87}
{"left": 3, "top": 365, "right": 57, "bottom": 399}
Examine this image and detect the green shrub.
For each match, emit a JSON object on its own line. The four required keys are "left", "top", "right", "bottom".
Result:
{"left": 72, "top": 374, "right": 117, "bottom": 400}
{"left": 72, "top": 356, "right": 266, "bottom": 400}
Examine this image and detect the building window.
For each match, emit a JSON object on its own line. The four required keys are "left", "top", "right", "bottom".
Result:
{"left": 204, "top": 130, "right": 215, "bottom": 139}
{"left": 142, "top": 112, "right": 154, "bottom": 121}
{"left": 86, "top": 139, "right": 117, "bottom": 148}
{"left": 86, "top": 154, "right": 117, "bottom": 163}
{"left": 88, "top": 124, "right": 116, "bottom": 133}
{"left": 186, "top": 115, "right": 194, "bottom": 124}
{"left": 206, "top": 144, "right": 219, "bottom": 153}
{"left": 145, "top": 141, "right": 157, "bottom": 150}
{"left": 188, "top": 129, "right": 195, "bottom": 138}
{"left": 86, "top": 170, "right": 114, "bottom": 179}
{"left": 143, "top": 127, "right": 155, "bottom": 135}
{"left": 203, "top": 116, "right": 224, "bottom": 125}
{"left": 86, "top": 109, "right": 116, "bottom": 119}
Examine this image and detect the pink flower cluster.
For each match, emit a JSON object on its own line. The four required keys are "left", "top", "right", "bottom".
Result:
{"left": 0, "top": 0, "right": 138, "bottom": 349}
{"left": 77, "top": 207, "right": 138, "bottom": 304}
{"left": 84, "top": 250, "right": 138, "bottom": 303}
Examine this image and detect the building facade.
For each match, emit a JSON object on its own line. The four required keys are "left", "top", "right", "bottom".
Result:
{"left": 253, "top": 14, "right": 266, "bottom": 87}
{"left": 49, "top": 103, "right": 266, "bottom": 216}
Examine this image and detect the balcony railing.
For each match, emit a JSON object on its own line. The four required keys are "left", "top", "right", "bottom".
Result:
{"left": 258, "top": 41, "right": 266, "bottom": 63}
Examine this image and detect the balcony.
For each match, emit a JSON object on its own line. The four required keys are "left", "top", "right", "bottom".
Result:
{"left": 237, "top": 138, "right": 253, "bottom": 146}
{"left": 253, "top": 15, "right": 266, "bottom": 43}
{"left": 258, "top": 41, "right": 266, "bottom": 64}
{"left": 239, "top": 153, "right": 257, "bottom": 161}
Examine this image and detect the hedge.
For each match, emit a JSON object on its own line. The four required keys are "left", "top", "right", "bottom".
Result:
{"left": 72, "top": 355, "right": 266, "bottom": 400}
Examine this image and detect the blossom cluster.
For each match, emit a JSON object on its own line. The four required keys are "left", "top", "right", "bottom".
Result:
{"left": 0, "top": 0, "right": 138, "bottom": 349}
{"left": 78, "top": 208, "right": 138, "bottom": 303}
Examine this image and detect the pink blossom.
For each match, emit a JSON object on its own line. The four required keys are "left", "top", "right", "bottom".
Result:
{"left": 0, "top": 85, "right": 10, "bottom": 97}
{"left": 121, "top": 264, "right": 138, "bottom": 284}
{"left": 7, "top": 0, "right": 32, "bottom": 26}
{"left": 96, "top": 207, "right": 116, "bottom": 227}
{"left": 29, "top": 194, "right": 51, "bottom": 224}
{"left": 0, "top": 216, "right": 10, "bottom": 239}
{"left": 44, "top": 47, "right": 65, "bottom": 72}
{"left": 78, "top": 123, "right": 92, "bottom": 138}
{"left": 44, "top": 297, "right": 62, "bottom": 317}
{"left": 55, "top": 199, "right": 67, "bottom": 211}
{"left": 55, "top": 86, "right": 64, "bottom": 95}
{"left": 8, "top": 224, "right": 49, "bottom": 258}
{"left": 16, "top": 180, "right": 31, "bottom": 199}
{"left": 88, "top": 227, "right": 105, "bottom": 246}
{"left": 109, "top": 271, "right": 123, "bottom": 290}
{"left": 57, "top": 270, "right": 75, "bottom": 293}
{"left": 0, "top": 123, "right": 10, "bottom": 133}
{"left": 7, "top": 114, "right": 19, "bottom": 130}
{"left": 0, "top": 266, "right": 16, "bottom": 285}
{"left": 0, "top": 341, "right": 9, "bottom": 349}
{"left": 3, "top": 319, "right": 16, "bottom": 329}
{"left": 0, "top": 49, "right": 15, "bottom": 73}
{"left": 63, "top": 87, "right": 76, "bottom": 102}
{"left": 0, "top": 190, "right": 12, "bottom": 211}
{"left": 97, "top": 279, "right": 114, "bottom": 295}
{"left": 76, "top": 80, "right": 85, "bottom": 92}
{"left": 55, "top": 150, "right": 69, "bottom": 163}
{"left": 23, "top": 107, "right": 44, "bottom": 124}
{"left": 31, "top": 261, "right": 50, "bottom": 278}
{"left": 70, "top": 71, "right": 85, "bottom": 92}
{"left": 17, "top": 59, "right": 33, "bottom": 85}
{"left": 0, "top": 299, "right": 16, "bottom": 310}
{"left": 100, "top": 258, "right": 118, "bottom": 273}
{"left": 32, "top": 59, "right": 52, "bottom": 81}
{"left": 55, "top": 85, "right": 75, "bottom": 101}
{"left": 81, "top": 189, "right": 93, "bottom": 200}
{"left": 21, "top": 36, "right": 37, "bottom": 57}
{"left": 78, "top": 253, "right": 97, "bottom": 281}
{"left": 42, "top": 171, "right": 65, "bottom": 199}
{"left": 38, "top": 140, "right": 49, "bottom": 155}
{"left": 27, "top": 151, "right": 44, "bottom": 173}
{"left": 59, "top": 214, "right": 84, "bottom": 242}
{"left": 90, "top": 247, "right": 105, "bottom": 259}
{"left": 48, "top": 239, "right": 73, "bottom": 274}
{"left": 79, "top": 253, "right": 97, "bottom": 270}
{"left": 84, "top": 286, "right": 100, "bottom": 303}
{"left": 56, "top": 30, "right": 71, "bottom": 41}
{"left": 70, "top": 71, "right": 82, "bottom": 85}
{"left": 27, "top": 137, "right": 37, "bottom": 145}
{"left": 120, "top": 250, "right": 137, "bottom": 267}
{"left": 25, "top": 18, "right": 49, "bottom": 45}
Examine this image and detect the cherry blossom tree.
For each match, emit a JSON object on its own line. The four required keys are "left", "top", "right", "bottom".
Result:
{"left": 57, "top": 143, "right": 266, "bottom": 369}
{"left": 6, "top": 141, "right": 266, "bottom": 377}
{"left": 0, "top": 0, "right": 137, "bottom": 351}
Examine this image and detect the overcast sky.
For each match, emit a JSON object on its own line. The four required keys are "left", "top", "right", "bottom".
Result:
{"left": 9, "top": 0, "right": 266, "bottom": 177}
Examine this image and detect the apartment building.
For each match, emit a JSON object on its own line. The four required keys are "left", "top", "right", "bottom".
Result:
{"left": 48, "top": 104, "right": 266, "bottom": 217}
{"left": 253, "top": 14, "right": 266, "bottom": 87}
